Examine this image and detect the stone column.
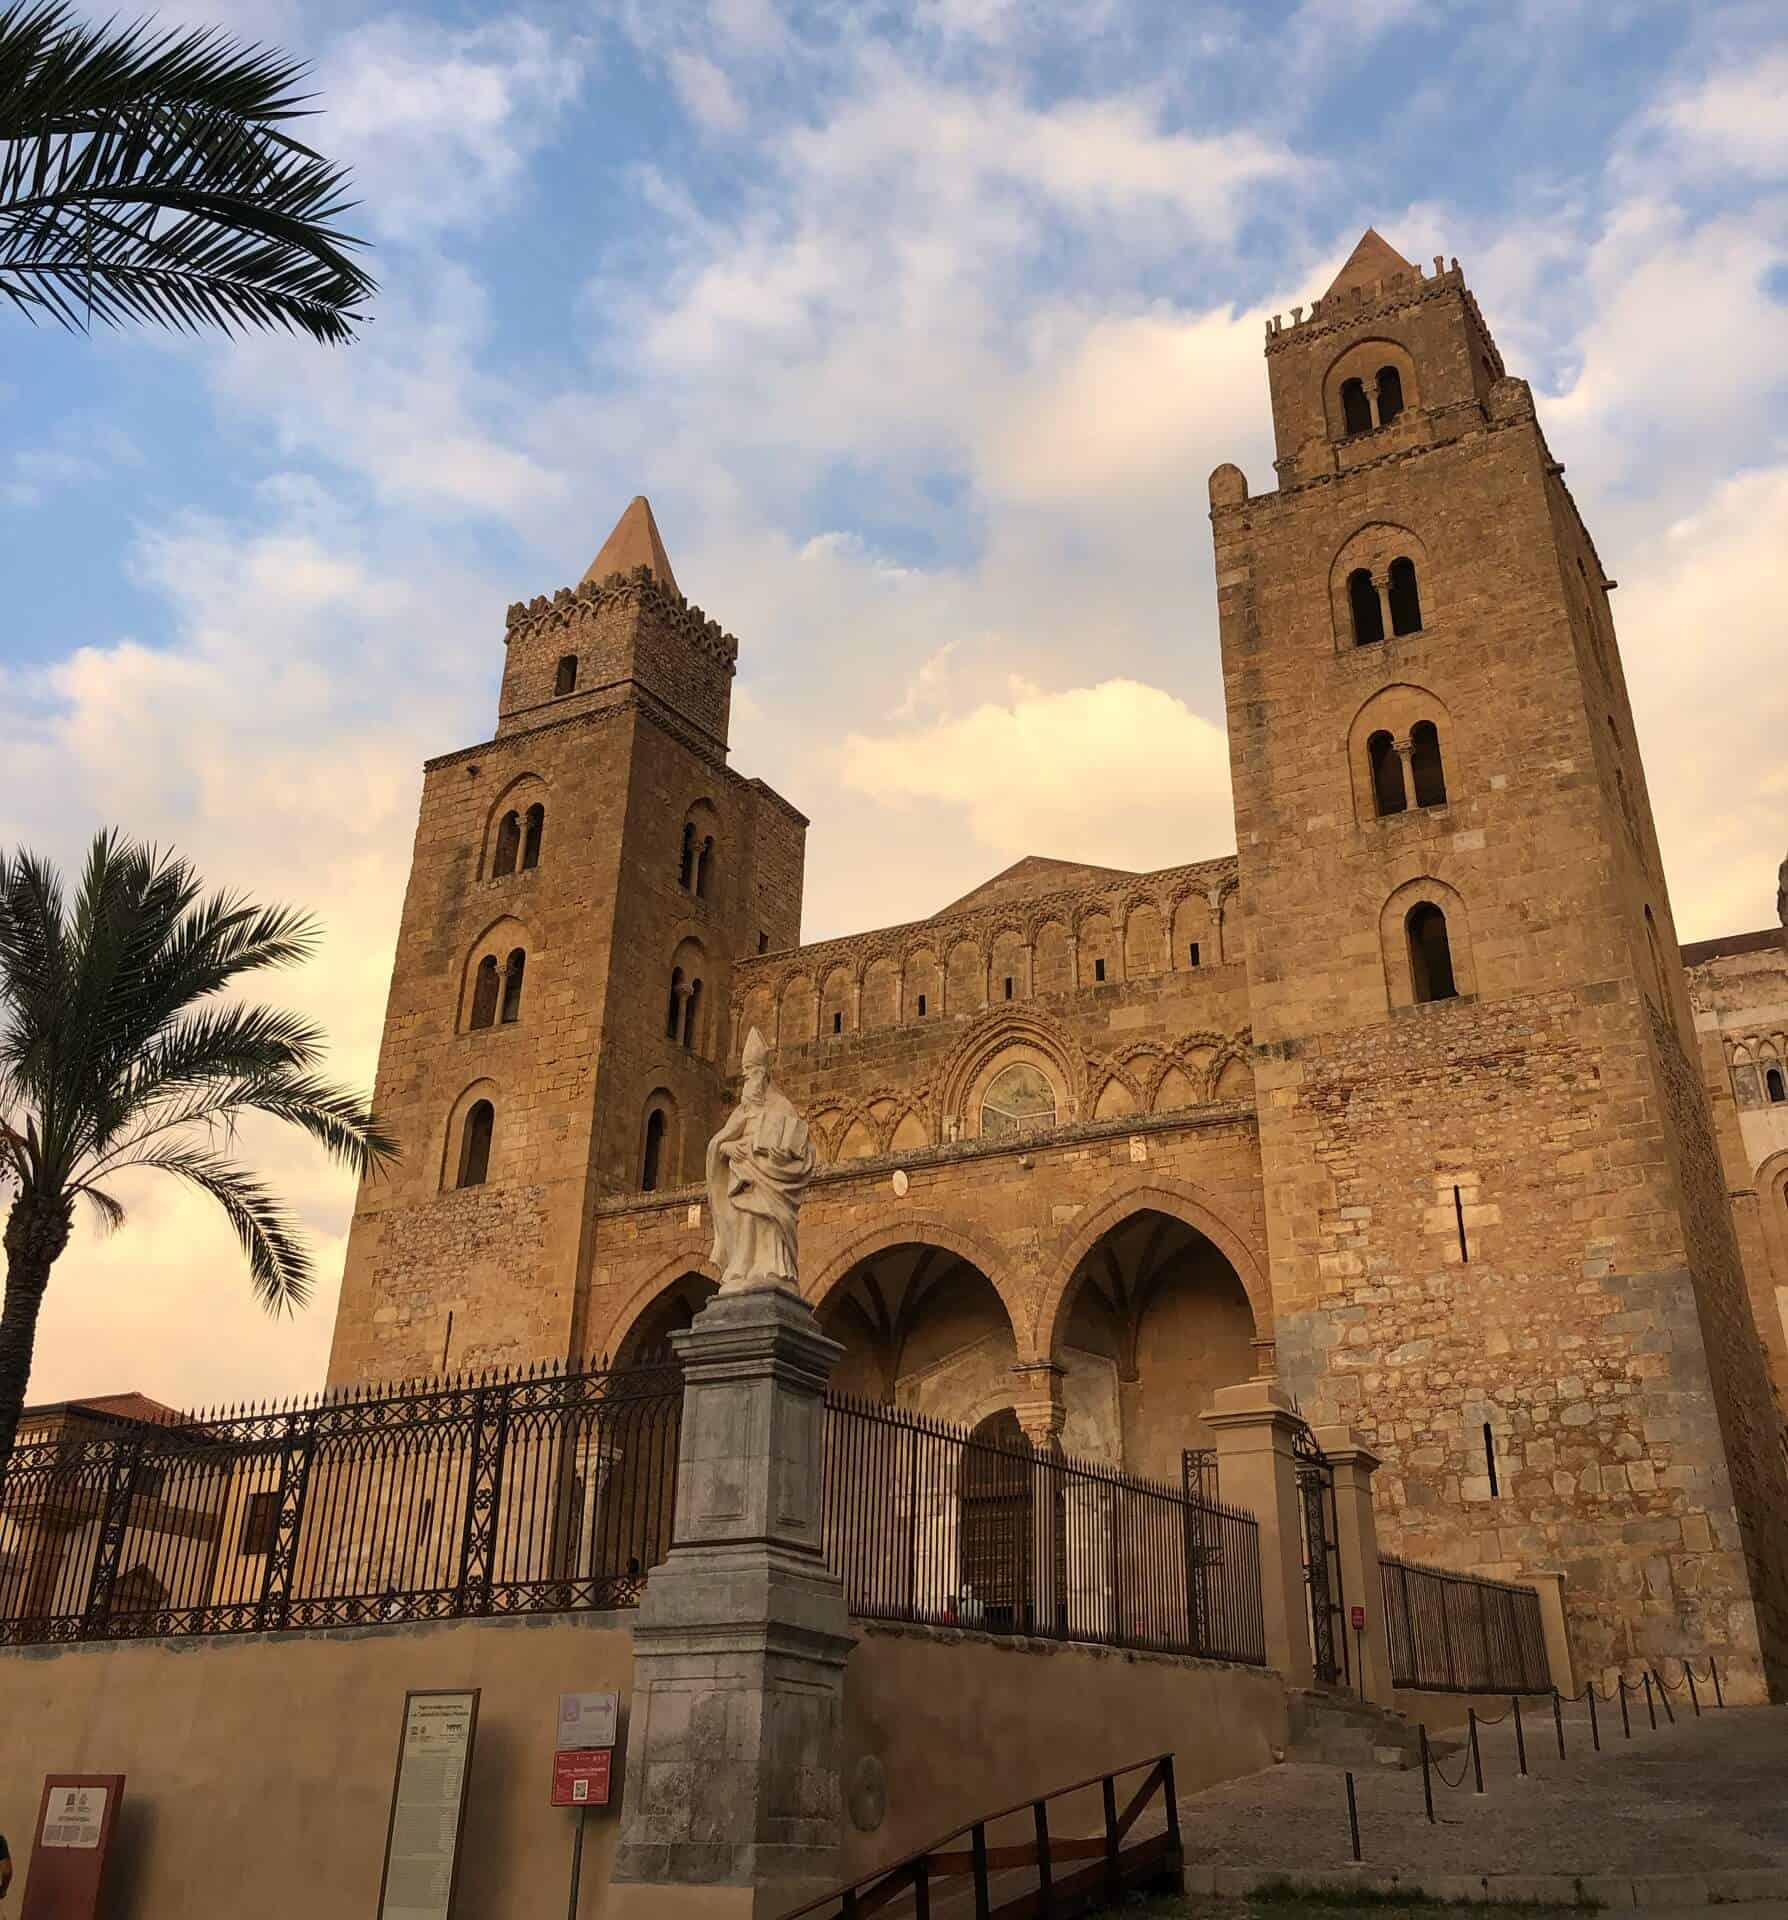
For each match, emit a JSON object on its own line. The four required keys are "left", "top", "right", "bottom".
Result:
{"left": 1205, "top": 1379, "right": 1314, "bottom": 1688}
{"left": 1010, "top": 1363, "right": 1066, "bottom": 1635}
{"left": 1373, "top": 572, "right": 1393, "bottom": 640}
{"left": 610, "top": 1286, "right": 857, "bottom": 1919}
{"left": 1520, "top": 1567, "right": 1576, "bottom": 1698}
{"left": 1391, "top": 739, "right": 1415, "bottom": 811}
{"left": 1314, "top": 1425, "right": 1392, "bottom": 1707}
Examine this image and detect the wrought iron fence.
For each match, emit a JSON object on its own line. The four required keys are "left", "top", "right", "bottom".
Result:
{"left": 0, "top": 1361, "right": 681, "bottom": 1645}
{"left": 822, "top": 1393, "right": 1266, "bottom": 1665}
{"left": 1380, "top": 1554, "right": 1550, "bottom": 1694}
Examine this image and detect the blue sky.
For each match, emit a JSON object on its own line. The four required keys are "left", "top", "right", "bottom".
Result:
{"left": 4, "top": 0, "right": 1787, "bottom": 1408}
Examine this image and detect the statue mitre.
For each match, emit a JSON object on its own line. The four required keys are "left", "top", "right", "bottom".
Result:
{"left": 742, "top": 1026, "right": 771, "bottom": 1070}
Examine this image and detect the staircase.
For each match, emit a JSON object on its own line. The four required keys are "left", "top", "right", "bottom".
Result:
{"left": 1285, "top": 1688, "right": 1427, "bottom": 1770}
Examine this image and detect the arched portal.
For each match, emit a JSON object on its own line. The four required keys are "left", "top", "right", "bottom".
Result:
{"left": 1056, "top": 1207, "right": 1258, "bottom": 1484}
{"left": 817, "top": 1241, "right": 1022, "bottom": 1421}
{"left": 612, "top": 1271, "right": 717, "bottom": 1368}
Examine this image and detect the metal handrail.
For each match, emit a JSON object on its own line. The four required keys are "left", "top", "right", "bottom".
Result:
{"left": 778, "top": 1750, "right": 1183, "bottom": 1919}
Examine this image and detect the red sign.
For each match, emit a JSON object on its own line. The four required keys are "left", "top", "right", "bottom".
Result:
{"left": 551, "top": 1748, "right": 612, "bottom": 1808}
{"left": 22, "top": 1775, "right": 125, "bottom": 1920}
{"left": 1350, "top": 1605, "right": 1366, "bottom": 1630}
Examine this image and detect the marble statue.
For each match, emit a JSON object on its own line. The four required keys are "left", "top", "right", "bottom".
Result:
{"left": 706, "top": 1027, "right": 816, "bottom": 1293}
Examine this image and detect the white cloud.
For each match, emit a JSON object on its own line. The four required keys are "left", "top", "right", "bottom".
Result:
{"left": 1651, "top": 48, "right": 1788, "bottom": 178}
{"left": 668, "top": 49, "right": 748, "bottom": 131}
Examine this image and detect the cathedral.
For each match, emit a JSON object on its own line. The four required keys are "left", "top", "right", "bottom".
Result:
{"left": 328, "top": 229, "right": 1788, "bottom": 1696}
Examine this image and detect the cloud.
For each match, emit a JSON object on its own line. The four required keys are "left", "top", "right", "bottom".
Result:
{"left": 668, "top": 49, "right": 748, "bottom": 132}
{"left": 1649, "top": 48, "right": 1788, "bottom": 178}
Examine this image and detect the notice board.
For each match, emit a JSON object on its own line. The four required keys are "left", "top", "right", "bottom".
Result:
{"left": 21, "top": 1774, "right": 124, "bottom": 1920}
{"left": 376, "top": 1690, "right": 480, "bottom": 1920}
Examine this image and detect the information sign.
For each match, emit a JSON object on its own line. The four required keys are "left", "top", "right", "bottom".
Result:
{"left": 556, "top": 1690, "right": 618, "bottom": 1750}
{"left": 1350, "top": 1605, "right": 1366, "bottom": 1631}
{"left": 551, "top": 1749, "right": 613, "bottom": 1808}
{"left": 376, "top": 1689, "right": 480, "bottom": 1920}
{"left": 21, "top": 1774, "right": 124, "bottom": 1920}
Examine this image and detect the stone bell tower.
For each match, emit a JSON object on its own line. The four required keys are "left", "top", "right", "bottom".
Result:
{"left": 1210, "top": 229, "right": 1788, "bottom": 1697}
{"left": 328, "top": 498, "right": 808, "bottom": 1387}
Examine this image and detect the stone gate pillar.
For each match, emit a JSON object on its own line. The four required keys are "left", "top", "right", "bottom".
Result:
{"left": 1314, "top": 1425, "right": 1392, "bottom": 1706}
{"left": 1205, "top": 1379, "right": 1315, "bottom": 1688}
{"left": 610, "top": 1285, "right": 857, "bottom": 1918}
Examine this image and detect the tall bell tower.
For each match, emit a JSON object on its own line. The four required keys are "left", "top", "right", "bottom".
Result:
{"left": 1211, "top": 231, "right": 1788, "bottom": 1696}
{"left": 328, "top": 498, "right": 807, "bottom": 1387}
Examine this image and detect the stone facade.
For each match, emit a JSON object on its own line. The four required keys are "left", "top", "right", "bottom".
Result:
{"left": 329, "top": 236, "right": 1788, "bottom": 1699}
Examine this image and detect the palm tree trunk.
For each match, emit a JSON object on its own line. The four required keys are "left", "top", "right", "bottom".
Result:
{"left": 0, "top": 1193, "right": 72, "bottom": 1471}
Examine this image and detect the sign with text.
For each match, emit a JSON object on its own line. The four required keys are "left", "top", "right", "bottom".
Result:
{"left": 21, "top": 1774, "right": 124, "bottom": 1920}
{"left": 551, "top": 1749, "right": 612, "bottom": 1808}
{"left": 376, "top": 1690, "right": 480, "bottom": 1920}
{"left": 556, "top": 1690, "right": 618, "bottom": 1751}
{"left": 1350, "top": 1605, "right": 1366, "bottom": 1631}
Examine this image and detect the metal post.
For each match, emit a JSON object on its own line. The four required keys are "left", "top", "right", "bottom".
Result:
{"left": 566, "top": 1806, "right": 586, "bottom": 1920}
{"left": 971, "top": 1822, "right": 990, "bottom": 1920}
{"left": 1643, "top": 1671, "right": 1656, "bottom": 1731}
{"left": 1513, "top": 1696, "right": 1527, "bottom": 1776}
{"left": 1162, "top": 1753, "right": 1184, "bottom": 1876}
{"left": 1345, "top": 1770, "right": 1361, "bottom": 1862}
{"left": 1553, "top": 1687, "right": 1566, "bottom": 1761}
{"left": 1588, "top": 1684, "right": 1600, "bottom": 1752}
{"left": 1033, "top": 1800, "right": 1053, "bottom": 1917}
{"left": 1619, "top": 1679, "right": 1631, "bottom": 1740}
{"left": 1652, "top": 1669, "right": 1674, "bottom": 1725}
{"left": 913, "top": 1855, "right": 931, "bottom": 1920}
{"left": 1102, "top": 1774, "right": 1120, "bottom": 1900}
{"left": 1468, "top": 1708, "right": 1484, "bottom": 1793}
{"left": 1419, "top": 1725, "right": 1435, "bottom": 1824}
{"left": 1712, "top": 1657, "right": 1724, "bottom": 1709}
{"left": 1688, "top": 1666, "right": 1701, "bottom": 1717}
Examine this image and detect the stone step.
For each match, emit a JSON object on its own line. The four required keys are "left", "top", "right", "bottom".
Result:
{"left": 1284, "top": 1687, "right": 1425, "bottom": 1771}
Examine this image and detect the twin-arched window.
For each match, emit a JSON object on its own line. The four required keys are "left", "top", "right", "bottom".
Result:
{"left": 666, "top": 968, "right": 704, "bottom": 1050}
{"left": 1367, "top": 723, "right": 1448, "bottom": 816}
{"left": 1340, "top": 366, "right": 1406, "bottom": 437}
{"left": 470, "top": 950, "right": 526, "bottom": 1028}
{"left": 1348, "top": 558, "right": 1423, "bottom": 646}
{"left": 678, "top": 821, "right": 715, "bottom": 898}
{"left": 457, "top": 1100, "right": 494, "bottom": 1188}
{"left": 492, "top": 803, "right": 545, "bottom": 878}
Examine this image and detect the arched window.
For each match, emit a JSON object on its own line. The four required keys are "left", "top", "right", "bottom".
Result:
{"left": 1348, "top": 569, "right": 1384, "bottom": 646}
{"left": 457, "top": 1100, "right": 494, "bottom": 1188}
{"left": 666, "top": 967, "right": 685, "bottom": 1040}
{"left": 521, "top": 803, "right": 544, "bottom": 871}
{"left": 500, "top": 949, "right": 525, "bottom": 1024}
{"left": 1768, "top": 1067, "right": 1786, "bottom": 1106}
{"left": 492, "top": 811, "right": 521, "bottom": 878}
{"left": 1340, "top": 377, "right": 1372, "bottom": 435}
{"left": 641, "top": 1108, "right": 666, "bottom": 1191}
{"left": 1388, "top": 556, "right": 1423, "bottom": 635}
{"left": 980, "top": 1062, "right": 1057, "bottom": 1138}
{"left": 554, "top": 654, "right": 578, "bottom": 696}
{"left": 470, "top": 955, "right": 500, "bottom": 1029}
{"left": 1368, "top": 730, "right": 1406, "bottom": 817}
{"left": 695, "top": 836, "right": 714, "bottom": 900}
{"left": 1375, "top": 365, "right": 1404, "bottom": 425}
{"left": 1407, "top": 903, "right": 1457, "bottom": 1003}
{"left": 1409, "top": 720, "right": 1447, "bottom": 807}
{"left": 682, "top": 978, "right": 703, "bottom": 1051}
{"left": 679, "top": 822, "right": 695, "bottom": 888}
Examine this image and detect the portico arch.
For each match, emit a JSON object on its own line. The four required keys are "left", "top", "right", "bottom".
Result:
{"left": 805, "top": 1215, "right": 1027, "bottom": 1351}
{"left": 604, "top": 1256, "right": 719, "bottom": 1367}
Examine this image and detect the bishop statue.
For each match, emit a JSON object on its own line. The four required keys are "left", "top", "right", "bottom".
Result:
{"left": 705, "top": 1028, "right": 816, "bottom": 1293}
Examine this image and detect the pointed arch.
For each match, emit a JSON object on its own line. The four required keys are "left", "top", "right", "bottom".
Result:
{"left": 803, "top": 1216, "right": 1029, "bottom": 1355}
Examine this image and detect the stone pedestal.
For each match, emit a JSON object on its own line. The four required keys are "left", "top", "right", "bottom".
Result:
{"left": 1314, "top": 1425, "right": 1392, "bottom": 1707}
{"left": 610, "top": 1286, "right": 857, "bottom": 1919}
{"left": 1519, "top": 1567, "right": 1575, "bottom": 1697}
{"left": 1206, "top": 1378, "right": 1314, "bottom": 1688}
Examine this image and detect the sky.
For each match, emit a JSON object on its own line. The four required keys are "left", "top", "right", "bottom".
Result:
{"left": 3, "top": 0, "right": 1786, "bottom": 1412}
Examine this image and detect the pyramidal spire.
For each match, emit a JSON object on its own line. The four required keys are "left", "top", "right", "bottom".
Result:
{"left": 580, "top": 495, "right": 680, "bottom": 596}
{"left": 1323, "top": 226, "right": 1417, "bottom": 301}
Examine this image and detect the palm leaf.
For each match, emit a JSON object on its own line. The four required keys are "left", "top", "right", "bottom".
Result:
{"left": 0, "top": 0, "right": 373, "bottom": 341}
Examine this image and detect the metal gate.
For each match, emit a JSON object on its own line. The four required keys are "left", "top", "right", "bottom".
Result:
{"left": 1291, "top": 1420, "right": 1346, "bottom": 1686}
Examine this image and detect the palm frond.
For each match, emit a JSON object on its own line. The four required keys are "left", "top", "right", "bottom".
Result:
{"left": 0, "top": 0, "right": 373, "bottom": 342}
{"left": 101, "top": 1144, "right": 312, "bottom": 1310}
{"left": 78, "top": 1180, "right": 124, "bottom": 1233}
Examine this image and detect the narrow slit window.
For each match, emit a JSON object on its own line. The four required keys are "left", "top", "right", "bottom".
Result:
{"left": 1482, "top": 1423, "right": 1499, "bottom": 1497}
{"left": 1004, "top": 976, "right": 1014, "bottom": 1000}
{"left": 1368, "top": 729, "right": 1406, "bottom": 817}
{"left": 1188, "top": 942, "right": 1200, "bottom": 967}
{"left": 1348, "top": 568, "right": 1384, "bottom": 646}
{"left": 554, "top": 654, "right": 578, "bottom": 696}
{"left": 832, "top": 1010, "right": 843, "bottom": 1033}
{"left": 1768, "top": 1067, "right": 1786, "bottom": 1105}
{"left": 1454, "top": 1183, "right": 1469, "bottom": 1263}
{"left": 1409, "top": 902, "right": 1458, "bottom": 1003}
{"left": 917, "top": 993, "right": 927, "bottom": 1017}
{"left": 457, "top": 1100, "right": 494, "bottom": 1188}
{"left": 757, "top": 931, "right": 770, "bottom": 954}
{"left": 1094, "top": 957, "right": 1107, "bottom": 982}
{"left": 641, "top": 1109, "right": 665, "bottom": 1192}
